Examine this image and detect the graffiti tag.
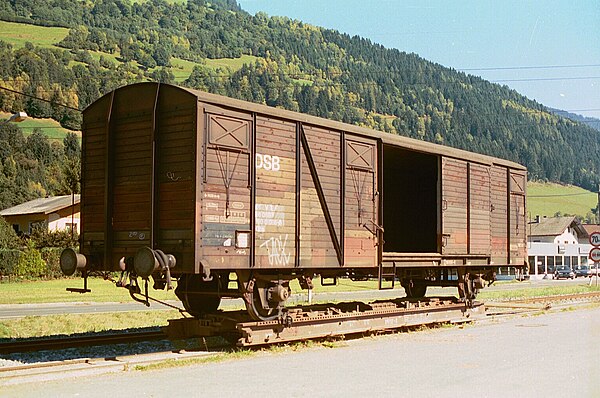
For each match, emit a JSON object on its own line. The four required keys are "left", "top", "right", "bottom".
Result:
{"left": 259, "top": 234, "right": 291, "bottom": 266}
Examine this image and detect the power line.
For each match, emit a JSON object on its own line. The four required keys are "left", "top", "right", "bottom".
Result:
{"left": 459, "top": 64, "right": 600, "bottom": 72}
{"left": 529, "top": 192, "right": 596, "bottom": 198}
{"left": 492, "top": 76, "right": 600, "bottom": 83}
{"left": 0, "top": 85, "right": 81, "bottom": 112}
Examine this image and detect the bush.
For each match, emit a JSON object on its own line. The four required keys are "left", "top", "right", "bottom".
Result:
{"left": 0, "top": 249, "right": 21, "bottom": 277}
{"left": 29, "top": 224, "right": 79, "bottom": 248}
{"left": 14, "top": 240, "right": 46, "bottom": 278}
{"left": 40, "top": 247, "right": 64, "bottom": 279}
{"left": 0, "top": 217, "right": 20, "bottom": 249}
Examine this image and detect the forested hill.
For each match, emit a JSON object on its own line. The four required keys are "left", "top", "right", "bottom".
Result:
{"left": 549, "top": 108, "right": 600, "bottom": 132}
{"left": 0, "top": 0, "right": 599, "bottom": 206}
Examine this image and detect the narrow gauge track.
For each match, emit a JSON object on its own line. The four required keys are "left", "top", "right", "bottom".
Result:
{"left": 0, "top": 329, "right": 166, "bottom": 355}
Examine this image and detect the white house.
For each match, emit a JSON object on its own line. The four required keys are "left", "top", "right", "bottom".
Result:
{"left": 0, "top": 195, "right": 80, "bottom": 235}
{"left": 527, "top": 216, "right": 591, "bottom": 279}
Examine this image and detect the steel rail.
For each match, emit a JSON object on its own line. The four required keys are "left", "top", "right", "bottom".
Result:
{"left": 0, "top": 329, "right": 166, "bottom": 355}
{"left": 489, "top": 290, "right": 600, "bottom": 306}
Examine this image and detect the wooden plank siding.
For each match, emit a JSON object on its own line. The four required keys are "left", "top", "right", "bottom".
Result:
{"left": 442, "top": 158, "right": 468, "bottom": 254}
{"left": 198, "top": 106, "right": 252, "bottom": 270}
{"left": 490, "top": 165, "right": 509, "bottom": 265}
{"left": 254, "top": 116, "right": 297, "bottom": 268}
{"left": 509, "top": 171, "right": 527, "bottom": 265}
{"left": 469, "top": 163, "right": 491, "bottom": 255}
{"left": 80, "top": 94, "right": 110, "bottom": 257}
{"left": 299, "top": 125, "right": 342, "bottom": 268}
{"left": 344, "top": 136, "right": 378, "bottom": 267}
{"left": 81, "top": 84, "right": 200, "bottom": 270}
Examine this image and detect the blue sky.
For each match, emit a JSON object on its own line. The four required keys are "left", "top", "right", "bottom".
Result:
{"left": 238, "top": 0, "right": 600, "bottom": 119}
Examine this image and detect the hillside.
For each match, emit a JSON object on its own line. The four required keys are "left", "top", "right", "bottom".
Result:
{"left": 527, "top": 182, "right": 597, "bottom": 223}
{"left": 548, "top": 107, "right": 600, "bottom": 132}
{"left": 0, "top": 0, "right": 599, "bottom": 210}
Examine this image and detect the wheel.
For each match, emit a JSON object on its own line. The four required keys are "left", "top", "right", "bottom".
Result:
{"left": 403, "top": 280, "right": 427, "bottom": 299}
{"left": 244, "top": 278, "right": 289, "bottom": 321}
{"left": 175, "top": 274, "right": 221, "bottom": 317}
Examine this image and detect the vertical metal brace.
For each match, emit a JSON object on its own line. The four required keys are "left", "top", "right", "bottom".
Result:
{"left": 295, "top": 122, "right": 301, "bottom": 267}
{"left": 250, "top": 113, "right": 256, "bottom": 268}
{"left": 506, "top": 169, "right": 511, "bottom": 265}
{"left": 103, "top": 90, "right": 116, "bottom": 269}
{"left": 150, "top": 83, "right": 161, "bottom": 249}
{"left": 466, "top": 162, "right": 471, "bottom": 254}
{"left": 340, "top": 131, "right": 346, "bottom": 266}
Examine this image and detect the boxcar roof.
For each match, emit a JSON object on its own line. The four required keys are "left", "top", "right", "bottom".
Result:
{"left": 88, "top": 83, "right": 526, "bottom": 171}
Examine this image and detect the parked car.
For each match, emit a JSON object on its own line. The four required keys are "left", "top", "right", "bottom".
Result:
{"left": 554, "top": 265, "right": 575, "bottom": 279}
{"left": 574, "top": 265, "right": 590, "bottom": 278}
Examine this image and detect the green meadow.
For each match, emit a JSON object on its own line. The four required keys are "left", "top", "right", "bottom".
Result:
{"left": 0, "top": 20, "right": 68, "bottom": 49}
{"left": 0, "top": 112, "right": 79, "bottom": 142}
{"left": 527, "top": 181, "right": 597, "bottom": 220}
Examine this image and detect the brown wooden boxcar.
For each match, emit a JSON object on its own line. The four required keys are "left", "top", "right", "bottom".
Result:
{"left": 61, "top": 82, "right": 527, "bottom": 320}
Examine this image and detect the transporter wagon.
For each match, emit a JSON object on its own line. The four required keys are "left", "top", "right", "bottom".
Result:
{"left": 60, "top": 82, "right": 527, "bottom": 320}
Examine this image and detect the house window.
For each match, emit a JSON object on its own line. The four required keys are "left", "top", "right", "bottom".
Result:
{"left": 547, "top": 256, "right": 555, "bottom": 273}
{"left": 581, "top": 256, "right": 589, "bottom": 266}
{"left": 537, "top": 256, "right": 546, "bottom": 274}
{"left": 28, "top": 221, "right": 45, "bottom": 234}
{"left": 12, "top": 224, "right": 19, "bottom": 233}
{"left": 528, "top": 256, "right": 535, "bottom": 274}
{"left": 555, "top": 256, "right": 563, "bottom": 267}
{"left": 571, "top": 256, "right": 579, "bottom": 267}
{"left": 564, "top": 256, "right": 571, "bottom": 267}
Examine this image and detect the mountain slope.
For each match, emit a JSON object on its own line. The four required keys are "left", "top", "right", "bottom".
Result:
{"left": 0, "top": 0, "right": 598, "bottom": 200}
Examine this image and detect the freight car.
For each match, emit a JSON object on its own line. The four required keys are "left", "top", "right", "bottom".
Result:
{"left": 60, "top": 82, "right": 527, "bottom": 320}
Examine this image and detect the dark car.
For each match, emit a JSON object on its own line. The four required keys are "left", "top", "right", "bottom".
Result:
{"left": 574, "top": 265, "right": 590, "bottom": 278}
{"left": 554, "top": 265, "right": 575, "bottom": 279}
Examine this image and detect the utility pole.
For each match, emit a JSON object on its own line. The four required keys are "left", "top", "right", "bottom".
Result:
{"left": 597, "top": 184, "right": 600, "bottom": 225}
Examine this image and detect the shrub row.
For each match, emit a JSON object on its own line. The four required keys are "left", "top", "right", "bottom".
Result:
{"left": 0, "top": 246, "right": 66, "bottom": 280}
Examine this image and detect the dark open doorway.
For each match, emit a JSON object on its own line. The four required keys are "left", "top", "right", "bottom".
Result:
{"left": 382, "top": 145, "right": 439, "bottom": 253}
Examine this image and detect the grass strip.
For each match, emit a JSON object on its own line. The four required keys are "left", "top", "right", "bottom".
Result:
{"left": 0, "top": 310, "right": 180, "bottom": 339}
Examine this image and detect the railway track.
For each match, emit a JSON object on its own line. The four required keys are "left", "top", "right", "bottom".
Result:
{"left": 3, "top": 291, "right": 600, "bottom": 355}
{"left": 0, "top": 329, "right": 166, "bottom": 355}
{"left": 485, "top": 290, "right": 600, "bottom": 312}
{"left": 3, "top": 291, "right": 600, "bottom": 386}
{"left": 494, "top": 290, "right": 600, "bottom": 305}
